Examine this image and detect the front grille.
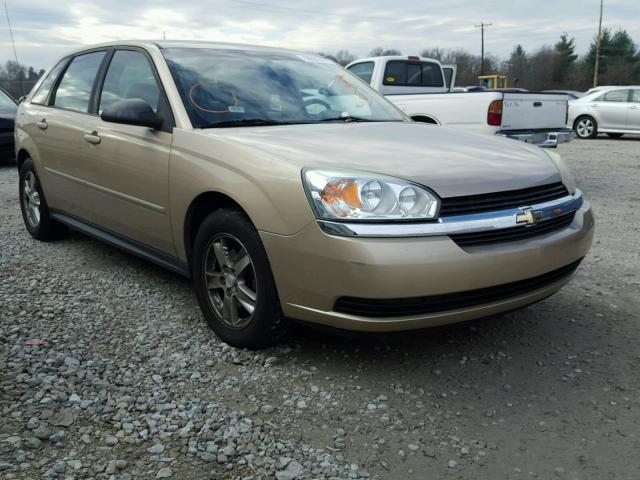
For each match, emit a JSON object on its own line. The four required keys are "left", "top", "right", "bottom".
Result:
{"left": 334, "top": 259, "right": 582, "bottom": 317}
{"left": 450, "top": 212, "right": 575, "bottom": 247}
{"left": 440, "top": 182, "right": 569, "bottom": 217}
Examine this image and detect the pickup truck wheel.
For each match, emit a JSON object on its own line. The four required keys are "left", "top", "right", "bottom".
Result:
{"left": 574, "top": 116, "right": 598, "bottom": 139}
{"left": 19, "top": 158, "right": 67, "bottom": 240}
{"left": 192, "top": 209, "right": 285, "bottom": 349}
{"left": 606, "top": 133, "right": 624, "bottom": 139}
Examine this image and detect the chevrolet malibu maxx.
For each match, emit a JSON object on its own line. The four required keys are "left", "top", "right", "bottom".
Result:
{"left": 15, "top": 41, "right": 594, "bottom": 348}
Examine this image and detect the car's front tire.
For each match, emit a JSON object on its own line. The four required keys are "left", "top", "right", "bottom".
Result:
{"left": 19, "top": 158, "right": 67, "bottom": 240}
{"left": 574, "top": 116, "right": 598, "bottom": 139}
{"left": 192, "top": 209, "right": 284, "bottom": 349}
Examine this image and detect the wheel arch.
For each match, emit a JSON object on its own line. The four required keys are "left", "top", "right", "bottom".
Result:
{"left": 183, "top": 191, "right": 251, "bottom": 263}
{"left": 411, "top": 115, "right": 440, "bottom": 125}
{"left": 16, "top": 148, "right": 32, "bottom": 171}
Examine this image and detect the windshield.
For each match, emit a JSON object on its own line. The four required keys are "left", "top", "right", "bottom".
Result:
{"left": 162, "top": 48, "right": 406, "bottom": 128}
{"left": 0, "top": 89, "right": 16, "bottom": 108}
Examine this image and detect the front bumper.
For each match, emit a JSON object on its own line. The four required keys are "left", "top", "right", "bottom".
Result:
{"left": 498, "top": 128, "right": 576, "bottom": 148}
{"left": 260, "top": 202, "right": 593, "bottom": 332}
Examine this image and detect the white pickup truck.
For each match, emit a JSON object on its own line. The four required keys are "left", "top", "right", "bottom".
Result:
{"left": 346, "top": 56, "right": 575, "bottom": 147}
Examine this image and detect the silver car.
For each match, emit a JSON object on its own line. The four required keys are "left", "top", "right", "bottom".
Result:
{"left": 568, "top": 86, "right": 640, "bottom": 139}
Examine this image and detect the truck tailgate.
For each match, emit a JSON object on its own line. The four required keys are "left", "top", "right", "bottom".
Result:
{"left": 501, "top": 93, "right": 568, "bottom": 130}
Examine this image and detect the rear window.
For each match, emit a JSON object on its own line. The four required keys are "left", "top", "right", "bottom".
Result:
{"left": 347, "top": 62, "right": 374, "bottom": 84}
{"left": 31, "top": 59, "right": 68, "bottom": 105}
{"left": 383, "top": 61, "right": 443, "bottom": 87}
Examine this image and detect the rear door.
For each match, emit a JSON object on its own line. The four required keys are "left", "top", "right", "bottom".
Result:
{"left": 81, "top": 48, "right": 175, "bottom": 254}
{"left": 592, "top": 89, "right": 630, "bottom": 130}
{"left": 34, "top": 50, "right": 107, "bottom": 219}
{"left": 501, "top": 93, "right": 568, "bottom": 130}
{"left": 627, "top": 89, "right": 640, "bottom": 131}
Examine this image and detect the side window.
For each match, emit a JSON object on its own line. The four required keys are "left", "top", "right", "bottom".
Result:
{"left": 53, "top": 51, "right": 106, "bottom": 112}
{"left": 31, "top": 59, "right": 68, "bottom": 105}
{"left": 443, "top": 68, "right": 454, "bottom": 88}
{"left": 99, "top": 50, "right": 161, "bottom": 114}
{"left": 631, "top": 90, "right": 640, "bottom": 103}
{"left": 601, "top": 90, "right": 629, "bottom": 103}
{"left": 346, "top": 62, "right": 374, "bottom": 84}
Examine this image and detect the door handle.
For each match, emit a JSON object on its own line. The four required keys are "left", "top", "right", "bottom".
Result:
{"left": 36, "top": 119, "right": 48, "bottom": 130}
{"left": 590, "top": 103, "right": 598, "bottom": 107}
{"left": 84, "top": 131, "right": 101, "bottom": 145}
{"left": 631, "top": 105, "right": 639, "bottom": 109}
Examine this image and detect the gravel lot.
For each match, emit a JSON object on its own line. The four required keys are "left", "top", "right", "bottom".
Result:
{"left": 1, "top": 135, "right": 639, "bottom": 480}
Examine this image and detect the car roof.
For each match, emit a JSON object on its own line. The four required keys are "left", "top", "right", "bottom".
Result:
{"left": 63, "top": 40, "right": 315, "bottom": 58}
{"left": 346, "top": 56, "right": 441, "bottom": 67}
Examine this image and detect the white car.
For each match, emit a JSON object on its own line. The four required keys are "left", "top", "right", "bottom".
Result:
{"left": 568, "top": 86, "right": 640, "bottom": 139}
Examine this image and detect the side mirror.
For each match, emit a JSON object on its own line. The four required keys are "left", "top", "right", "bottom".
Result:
{"left": 18, "top": 96, "right": 26, "bottom": 104}
{"left": 101, "top": 98, "right": 163, "bottom": 130}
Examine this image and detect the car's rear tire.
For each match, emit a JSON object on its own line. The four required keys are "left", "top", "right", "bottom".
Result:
{"left": 19, "top": 158, "right": 67, "bottom": 240}
{"left": 191, "top": 208, "right": 285, "bottom": 349}
{"left": 574, "top": 116, "right": 598, "bottom": 139}
{"left": 606, "top": 133, "right": 624, "bottom": 139}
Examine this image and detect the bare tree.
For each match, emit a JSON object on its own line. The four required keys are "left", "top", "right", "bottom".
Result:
{"left": 369, "top": 47, "right": 402, "bottom": 57}
{"left": 334, "top": 50, "right": 357, "bottom": 66}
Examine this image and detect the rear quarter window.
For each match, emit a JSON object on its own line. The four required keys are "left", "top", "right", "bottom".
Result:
{"left": 31, "top": 59, "right": 68, "bottom": 105}
{"left": 383, "top": 61, "right": 443, "bottom": 87}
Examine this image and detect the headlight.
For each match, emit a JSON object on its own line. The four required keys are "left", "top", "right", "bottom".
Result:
{"left": 303, "top": 169, "right": 440, "bottom": 221}
{"left": 545, "top": 150, "right": 576, "bottom": 195}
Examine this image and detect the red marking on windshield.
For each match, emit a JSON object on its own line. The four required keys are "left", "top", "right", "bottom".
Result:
{"left": 335, "top": 75, "right": 372, "bottom": 104}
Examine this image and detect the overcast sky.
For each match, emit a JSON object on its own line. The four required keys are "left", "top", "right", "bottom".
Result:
{"left": 1, "top": 0, "right": 639, "bottom": 70}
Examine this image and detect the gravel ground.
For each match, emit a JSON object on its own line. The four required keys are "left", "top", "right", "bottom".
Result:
{"left": 1, "top": 135, "right": 639, "bottom": 480}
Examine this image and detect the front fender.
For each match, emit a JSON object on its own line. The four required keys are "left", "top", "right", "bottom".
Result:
{"left": 169, "top": 129, "right": 315, "bottom": 261}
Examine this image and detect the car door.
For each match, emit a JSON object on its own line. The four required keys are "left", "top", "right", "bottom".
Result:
{"left": 592, "top": 89, "right": 630, "bottom": 130}
{"left": 82, "top": 48, "right": 175, "bottom": 255}
{"left": 628, "top": 89, "right": 640, "bottom": 131}
{"left": 30, "top": 51, "right": 107, "bottom": 219}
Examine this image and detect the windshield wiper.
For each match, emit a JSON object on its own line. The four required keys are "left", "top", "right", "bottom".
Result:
{"left": 318, "top": 115, "right": 378, "bottom": 123}
{"left": 199, "top": 119, "right": 294, "bottom": 128}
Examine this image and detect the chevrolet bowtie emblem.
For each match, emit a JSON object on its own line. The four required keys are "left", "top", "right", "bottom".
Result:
{"left": 516, "top": 207, "right": 542, "bottom": 226}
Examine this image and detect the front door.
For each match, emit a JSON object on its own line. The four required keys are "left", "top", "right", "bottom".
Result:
{"left": 82, "top": 48, "right": 175, "bottom": 255}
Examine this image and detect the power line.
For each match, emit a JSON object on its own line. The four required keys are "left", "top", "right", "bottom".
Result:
{"left": 474, "top": 22, "right": 492, "bottom": 75}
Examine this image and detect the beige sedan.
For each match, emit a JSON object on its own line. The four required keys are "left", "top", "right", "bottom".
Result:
{"left": 15, "top": 41, "right": 593, "bottom": 348}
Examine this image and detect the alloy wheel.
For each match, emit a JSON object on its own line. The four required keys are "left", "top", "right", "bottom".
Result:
{"left": 202, "top": 233, "right": 258, "bottom": 329}
{"left": 576, "top": 118, "right": 594, "bottom": 138}
{"left": 23, "top": 171, "right": 41, "bottom": 227}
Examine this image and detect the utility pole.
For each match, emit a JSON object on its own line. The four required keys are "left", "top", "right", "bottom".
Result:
{"left": 593, "top": 0, "right": 604, "bottom": 87}
{"left": 4, "top": 1, "right": 25, "bottom": 97}
{"left": 474, "top": 22, "right": 492, "bottom": 75}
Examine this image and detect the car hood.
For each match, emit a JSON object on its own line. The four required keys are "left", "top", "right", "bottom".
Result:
{"left": 199, "top": 122, "right": 563, "bottom": 198}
